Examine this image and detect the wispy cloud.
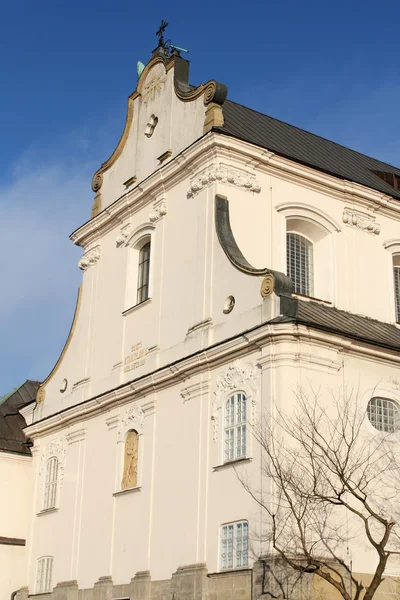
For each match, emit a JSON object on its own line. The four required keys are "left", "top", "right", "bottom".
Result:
{"left": 0, "top": 153, "right": 95, "bottom": 395}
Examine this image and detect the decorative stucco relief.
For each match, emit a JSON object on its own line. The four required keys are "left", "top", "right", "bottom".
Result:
{"left": 116, "top": 224, "right": 133, "bottom": 247}
{"left": 39, "top": 436, "right": 67, "bottom": 489}
{"left": 149, "top": 199, "right": 167, "bottom": 223}
{"left": 142, "top": 72, "right": 166, "bottom": 104}
{"left": 342, "top": 209, "right": 380, "bottom": 235}
{"left": 212, "top": 360, "right": 259, "bottom": 441}
{"left": 78, "top": 245, "right": 101, "bottom": 270}
{"left": 187, "top": 166, "right": 261, "bottom": 198}
{"left": 117, "top": 403, "right": 145, "bottom": 441}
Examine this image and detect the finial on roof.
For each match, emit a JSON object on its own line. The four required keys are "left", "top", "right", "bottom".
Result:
{"left": 156, "top": 20, "right": 168, "bottom": 48}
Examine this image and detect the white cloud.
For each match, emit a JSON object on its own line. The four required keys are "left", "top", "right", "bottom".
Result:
{"left": 0, "top": 156, "right": 95, "bottom": 395}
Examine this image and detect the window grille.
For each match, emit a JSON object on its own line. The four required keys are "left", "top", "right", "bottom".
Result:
{"left": 367, "top": 397, "right": 400, "bottom": 433}
{"left": 286, "top": 232, "right": 314, "bottom": 296}
{"left": 220, "top": 521, "right": 249, "bottom": 570}
{"left": 224, "top": 393, "right": 247, "bottom": 462}
{"left": 43, "top": 457, "right": 58, "bottom": 510}
{"left": 394, "top": 266, "right": 400, "bottom": 322}
{"left": 36, "top": 556, "right": 53, "bottom": 593}
{"left": 137, "top": 242, "right": 151, "bottom": 304}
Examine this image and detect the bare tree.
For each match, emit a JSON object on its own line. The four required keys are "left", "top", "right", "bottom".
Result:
{"left": 239, "top": 387, "right": 400, "bottom": 600}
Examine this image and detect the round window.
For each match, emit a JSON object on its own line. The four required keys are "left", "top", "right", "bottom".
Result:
{"left": 367, "top": 397, "right": 400, "bottom": 433}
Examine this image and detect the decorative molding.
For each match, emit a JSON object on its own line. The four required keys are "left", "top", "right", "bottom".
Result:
{"left": 149, "top": 199, "right": 167, "bottom": 223}
{"left": 383, "top": 239, "right": 400, "bottom": 251}
{"left": 342, "top": 209, "right": 380, "bottom": 235}
{"left": 78, "top": 245, "right": 101, "bottom": 270}
{"left": 142, "top": 73, "right": 166, "bottom": 104}
{"left": 39, "top": 436, "right": 67, "bottom": 488}
{"left": 117, "top": 403, "right": 145, "bottom": 441}
{"left": 66, "top": 427, "right": 87, "bottom": 445}
{"left": 276, "top": 202, "right": 342, "bottom": 233}
{"left": 212, "top": 360, "right": 259, "bottom": 441}
{"left": 157, "top": 150, "right": 172, "bottom": 163}
{"left": 180, "top": 379, "right": 211, "bottom": 403}
{"left": 106, "top": 414, "right": 120, "bottom": 430}
{"left": 116, "top": 224, "right": 133, "bottom": 247}
{"left": 186, "top": 317, "right": 212, "bottom": 338}
{"left": 72, "top": 377, "right": 90, "bottom": 391}
{"left": 187, "top": 165, "right": 261, "bottom": 198}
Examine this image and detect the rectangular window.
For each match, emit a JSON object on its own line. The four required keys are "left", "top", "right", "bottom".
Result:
{"left": 286, "top": 232, "right": 314, "bottom": 296}
{"left": 220, "top": 521, "right": 249, "bottom": 570}
{"left": 224, "top": 393, "right": 247, "bottom": 462}
{"left": 43, "top": 457, "right": 58, "bottom": 510}
{"left": 137, "top": 242, "right": 151, "bottom": 304}
{"left": 36, "top": 556, "right": 53, "bottom": 593}
{"left": 394, "top": 266, "right": 400, "bottom": 322}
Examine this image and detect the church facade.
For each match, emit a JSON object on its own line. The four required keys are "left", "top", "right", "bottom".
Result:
{"left": 16, "top": 37, "right": 400, "bottom": 600}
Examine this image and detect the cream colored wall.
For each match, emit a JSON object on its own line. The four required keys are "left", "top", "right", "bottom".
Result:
{"left": 26, "top": 54, "right": 400, "bottom": 595}
{"left": 27, "top": 338, "right": 400, "bottom": 591}
{"left": 0, "top": 453, "right": 32, "bottom": 599}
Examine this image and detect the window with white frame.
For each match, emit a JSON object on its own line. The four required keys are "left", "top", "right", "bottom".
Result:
{"left": 286, "top": 232, "right": 314, "bottom": 296}
{"left": 137, "top": 241, "right": 151, "bottom": 304}
{"left": 367, "top": 397, "right": 400, "bottom": 433}
{"left": 43, "top": 456, "right": 58, "bottom": 510}
{"left": 36, "top": 556, "right": 53, "bottom": 593}
{"left": 224, "top": 392, "right": 247, "bottom": 462}
{"left": 393, "top": 256, "right": 400, "bottom": 322}
{"left": 220, "top": 521, "right": 249, "bottom": 570}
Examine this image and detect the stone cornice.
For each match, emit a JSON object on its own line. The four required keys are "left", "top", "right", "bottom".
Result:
{"left": 24, "top": 320, "right": 400, "bottom": 439}
{"left": 71, "top": 133, "right": 400, "bottom": 250}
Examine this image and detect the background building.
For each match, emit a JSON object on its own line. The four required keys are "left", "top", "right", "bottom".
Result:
{"left": 13, "top": 34, "right": 400, "bottom": 600}
{"left": 0, "top": 380, "right": 39, "bottom": 600}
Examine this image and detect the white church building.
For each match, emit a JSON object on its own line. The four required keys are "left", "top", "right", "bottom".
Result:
{"left": 13, "top": 29, "right": 400, "bottom": 600}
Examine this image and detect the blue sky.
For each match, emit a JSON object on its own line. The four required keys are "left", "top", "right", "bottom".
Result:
{"left": 1, "top": 0, "right": 399, "bottom": 396}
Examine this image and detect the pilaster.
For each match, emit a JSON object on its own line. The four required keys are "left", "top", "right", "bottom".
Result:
{"left": 93, "top": 575, "right": 113, "bottom": 600}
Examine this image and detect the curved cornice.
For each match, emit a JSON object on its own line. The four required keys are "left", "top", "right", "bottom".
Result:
{"left": 275, "top": 202, "right": 342, "bottom": 233}
{"left": 91, "top": 55, "right": 227, "bottom": 201}
{"left": 383, "top": 239, "right": 400, "bottom": 251}
{"left": 215, "top": 194, "right": 293, "bottom": 296}
{"left": 36, "top": 286, "right": 83, "bottom": 404}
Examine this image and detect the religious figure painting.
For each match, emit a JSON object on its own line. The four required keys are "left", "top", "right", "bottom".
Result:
{"left": 121, "top": 430, "right": 139, "bottom": 490}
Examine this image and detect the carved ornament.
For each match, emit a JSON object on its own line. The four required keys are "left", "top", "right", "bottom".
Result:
{"left": 342, "top": 209, "right": 380, "bottom": 235}
{"left": 78, "top": 245, "right": 101, "bottom": 270}
{"left": 118, "top": 403, "right": 145, "bottom": 441}
{"left": 260, "top": 274, "right": 275, "bottom": 297}
{"left": 149, "top": 199, "right": 167, "bottom": 223}
{"left": 36, "top": 387, "right": 46, "bottom": 404}
{"left": 39, "top": 436, "right": 67, "bottom": 489}
{"left": 116, "top": 224, "right": 133, "bottom": 247}
{"left": 212, "top": 360, "right": 259, "bottom": 441}
{"left": 187, "top": 166, "right": 261, "bottom": 198}
{"left": 142, "top": 73, "right": 167, "bottom": 104}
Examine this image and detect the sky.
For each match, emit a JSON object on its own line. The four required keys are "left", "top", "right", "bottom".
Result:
{"left": 0, "top": 0, "right": 399, "bottom": 396}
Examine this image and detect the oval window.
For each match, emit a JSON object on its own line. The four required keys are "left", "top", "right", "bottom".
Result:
{"left": 367, "top": 397, "right": 400, "bottom": 433}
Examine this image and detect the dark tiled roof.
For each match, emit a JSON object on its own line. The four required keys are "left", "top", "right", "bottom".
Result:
{"left": 217, "top": 100, "right": 400, "bottom": 201}
{"left": 0, "top": 380, "right": 40, "bottom": 455}
{"left": 276, "top": 299, "right": 400, "bottom": 352}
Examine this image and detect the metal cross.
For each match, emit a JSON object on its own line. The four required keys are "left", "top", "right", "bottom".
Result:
{"left": 156, "top": 20, "right": 168, "bottom": 46}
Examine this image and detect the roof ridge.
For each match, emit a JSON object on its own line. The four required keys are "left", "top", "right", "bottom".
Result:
{"left": 224, "top": 99, "right": 400, "bottom": 173}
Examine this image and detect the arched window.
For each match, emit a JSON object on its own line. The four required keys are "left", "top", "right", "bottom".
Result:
{"left": 367, "top": 398, "right": 400, "bottom": 433}
{"left": 220, "top": 521, "right": 249, "bottom": 570}
{"left": 43, "top": 457, "right": 58, "bottom": 510}
{"left": 393, "top": 255, "right": 400, "bottom": 322}
{"left": 224, "top": 392, "right": 247, "bottom": 462}
{"left": 121, "top": 430, "right": 139, "bottom": 490}
{"left": 36, "top": 556, "right": 53, "bottom": 593}
{"left": 137, "top": 241, "right": 151, "bottom": 304}
{"left": 286, "top": 232, "right": 314, "bottom": 296}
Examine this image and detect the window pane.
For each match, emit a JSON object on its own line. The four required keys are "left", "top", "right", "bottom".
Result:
{"left": 394, "top": 267, "right": 400, "bottom": 322}
{"left": 220, "top": 522, "right": 248, "bottom": 570}
{"left": 286, "top": 232, "right": 313, "bottom": 296}
{"left": 224, "top": 393, "right": 247, "bottom": 462}
{"left": 137, "top": 242, "right": 151, "bottom": 304}
{"left": 367, "top": 397, "right": 400, "bottom": 433}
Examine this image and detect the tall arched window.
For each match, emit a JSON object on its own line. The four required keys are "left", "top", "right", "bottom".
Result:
{"left": 43, "top": 457, "right": 58, "bottom": 510}
{"left": 121, "top": 430, "right": 139, "bottom": 490}
{"left": 137, "top": 241, "right": 151, "bottom": 304}
{"left": 224, "top": 392, "right": 247, "bottom": 462}
{"left": 36, "top": 556, "right": 53, "bottom": 593}
{"left": 286, "top": 232, "right": 314, "bottom": 296}
{"left": 393, "top": 256, "right": 400, "bottom": 322}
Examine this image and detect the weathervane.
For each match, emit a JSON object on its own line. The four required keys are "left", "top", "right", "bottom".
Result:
{"left": 156, "top": 20, "right": 168, "bottom": 47}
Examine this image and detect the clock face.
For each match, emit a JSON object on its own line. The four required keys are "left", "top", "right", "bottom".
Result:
{"left": 60, "top": 378, "right": 68, "bottom": 394}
